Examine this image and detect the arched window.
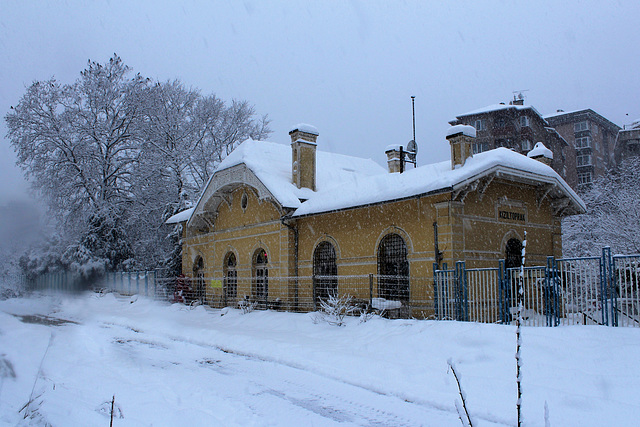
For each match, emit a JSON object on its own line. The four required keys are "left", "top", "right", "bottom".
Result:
{"left": 224, "top": 252, "right": 237, "bottom": 304}
{"left": 253, "top": 249, "right": 268, "bottom": 303}
{"left": 505, "top": 238, "right": 523, "bottom": 270}
{"left": 313, "top": 241, "right": 337, "bottom": 303}
{"left": 377, "top": 234, "right": 409, "bottom": 301}
{"left": 193, "top": 256, "right": 205, "bottom": 303}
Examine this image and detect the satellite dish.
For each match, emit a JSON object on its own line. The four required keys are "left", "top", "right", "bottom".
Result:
{"left": 406, "top": 140, "right": 417, "bottom": 162}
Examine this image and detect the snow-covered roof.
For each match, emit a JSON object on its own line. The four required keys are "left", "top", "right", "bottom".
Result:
{"left": 527, "top": 142, "right": 553, "bottom": 159}
{"left": 293, "top": 147, "right": 583, "bottom": 217}
{"left": 212, "top": 139, "right": 385, "bottom": 209}
{"left": 173, "top": 135, "right": 584, "bottom": 225}
{"left": 542, "top": 109, "right": 582, "bottom": 119}
{"left": 451, "top": 103, "right": 548, "bottom": 127}
{"left": 457, "top": 103, "right": 540, "bottom": 117}
{"left": 446, "top": 124, "right": 476, "bottom": 138}
{"left": 289, "top": 123, "right": 319, "bottom": 135}
{"left": 166, "top": 207, "right": 194, "bottom": 224}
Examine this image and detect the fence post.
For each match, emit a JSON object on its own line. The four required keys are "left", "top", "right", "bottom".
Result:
{"left": 455, "top": 261, "right": 468, "bottom": 321}
{"left": 442, "top": 262, "right": 448, "bottom": 320}
{"left": 499, "top": 260, "right": 508, "bottom": 324}
{"left": 599, "top": 252, "right": 608, "bottom": 326}
{"left": 600, "top": 246, "right": 618, "bottom": 326}
{"left": 545, "top": 256, "right": 559, "bottom": 327}
{"left": 369, "top": 274, "right": 373, "bottom": 308}
{"left": 462, "top": 262, "right": 469, "bottom": 321}
{"left": 603, "top": 247, "right": 617, "bottom": 326}
{"left": 433, "top": 263, "right": 439, "bottom": 320}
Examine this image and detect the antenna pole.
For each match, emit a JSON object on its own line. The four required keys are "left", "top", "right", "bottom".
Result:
{"left": 411, "top": 96, "right": 416, "bottom": 143}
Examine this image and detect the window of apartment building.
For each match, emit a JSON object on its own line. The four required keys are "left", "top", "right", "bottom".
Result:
{"left": 575, "top": 136, "right": 592, "bottom": 149}
{"left": 578, "top": 171, "right": 592, "bottom": 185}
{"left": 474, "top": 119, "right": 486, "bottom": 131}
{"left": 496, "top": 138, "right": 511, "bottom": 148}
{"left": 496, "top": 117, "right": 506, "bottom": 128}
{"left": 473, "top": 141, "right": 489, "bottom": 154}
{"left": 520, "top": 116, "right": 530, "bottom": 128}
{"left": 574, "top": 121, "right": 589, "bottom": 133}
{"left": 521, "top": 139, "right": 532, "bottom": 151}
{"left": 576, "top": 153, "right": 592, "bottom": 167}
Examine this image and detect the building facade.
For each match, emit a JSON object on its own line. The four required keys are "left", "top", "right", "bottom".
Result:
{"left": 449, "top": 99, "right": 568, "bottom": 179}
{"left": 614, "top": 119, "right": 640, "bottom": 165}
{"left": 168, "top": 124, "right": 584, "bottom": 318}
{"left": 544, "top": 109, "right": 621, "bottom": 188}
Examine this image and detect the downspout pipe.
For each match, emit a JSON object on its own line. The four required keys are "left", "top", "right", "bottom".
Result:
{"left": 281, "top": 213, "right": 299, "bottom": 310}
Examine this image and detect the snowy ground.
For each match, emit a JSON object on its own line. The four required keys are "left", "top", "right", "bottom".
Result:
{"left": 1, "top": 293, "right": 639, "bottom": 426}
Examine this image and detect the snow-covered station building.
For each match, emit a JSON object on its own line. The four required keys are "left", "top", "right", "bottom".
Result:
{"left": 167, "top": 123, "right": 584, "bottom": 316}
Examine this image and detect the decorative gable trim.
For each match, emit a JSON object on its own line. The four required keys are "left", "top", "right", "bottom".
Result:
{"left": 188, "top": 164, "right": 282, "bottom": 231}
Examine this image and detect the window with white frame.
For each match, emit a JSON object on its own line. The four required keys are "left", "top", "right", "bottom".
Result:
{"left": 578, "top": 171, "right": 592, "bottom": 185}
{"left": 473, "top": 141, "right": 489, "bottom": 154}
{"left": 575, "top": 136, "right": 591, "bottom": 149}
{"left": 521, "top": 139, "right": 532, "bottom": 151}
{"left": 576, "top": 153, "right": 592, "bottom": 166}
{"left": 474, "top": 119, "right": 486, "bottom": 131}
{"left": 574, "top": 121, "right": 589, "bottom": 132}
{"left": 520, "top": 116, "right": 530, "bottom": 127}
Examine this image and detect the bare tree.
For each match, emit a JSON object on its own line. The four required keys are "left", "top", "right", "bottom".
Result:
{"left": 563, "top": 158, "right": 640, "bottom": 256}
{"left": 6, "top": 55, "right": 271, "bottom": 276}
{"left": 6, "top": 55, "right": 147, "bottom": 273}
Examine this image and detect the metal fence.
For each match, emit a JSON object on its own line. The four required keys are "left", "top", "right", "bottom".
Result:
{"left": 434, "top": 248, "right": 640, "bottom": 327}
{"left": 18, "top": 247, "right": 640, "bottom": 327}
{"left": 22, "top": 270, "right": 163, "bottom": 298}
{"left": 156, "top": 274, "right": 434, "bottom": 319}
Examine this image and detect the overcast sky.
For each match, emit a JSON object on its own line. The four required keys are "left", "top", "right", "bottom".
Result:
{"left": 1, "top": 0, "right": 639, "bottom": 205}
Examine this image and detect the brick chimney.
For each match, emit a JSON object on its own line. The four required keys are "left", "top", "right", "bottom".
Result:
{"left": 527, "top": 142, "right": 553, "bottom": 166}
{"left": 385, "top": 145, "right": 402, "bottom": 173}
{"left": 290, "top": 124, "right": 319, "bottom": 191}
{"left": 446, "top": 125, "right": 476, "bottom": 169}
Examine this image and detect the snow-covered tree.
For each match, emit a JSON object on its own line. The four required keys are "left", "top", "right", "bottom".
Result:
{"left": 131, "top": 80, "right": 271, "bottom": 273}
{"left": 6, "top": 55, "right": 147, "bottom": 272}
{"left": 563, "top": 158, "right": 640, "bottom": 256}
{"left": 5, "top": 55, "right": 271, "bottom": 276}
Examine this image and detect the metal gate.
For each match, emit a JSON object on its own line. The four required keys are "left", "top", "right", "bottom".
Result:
{"left": 434, "top": 248, "right": 640, "bottom": 327}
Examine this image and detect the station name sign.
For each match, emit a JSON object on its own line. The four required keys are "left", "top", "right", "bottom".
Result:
{"left": 498, "top": 210, "right": 526, "bottom": 221}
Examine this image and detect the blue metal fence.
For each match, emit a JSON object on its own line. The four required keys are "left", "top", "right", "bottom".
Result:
{"left": 434, "top": 248, "right": 640, "bottom": 327}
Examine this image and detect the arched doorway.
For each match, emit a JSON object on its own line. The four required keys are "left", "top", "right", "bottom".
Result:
{"left": 253, "top": 249, "right": 268, "bottom": 305}
{"left": 505, "top": 238, "right": 523, "bottom": 270}
{"left": 313, "top": 241, "right": 338, "bottom": 304}
{"left": 377, "top": 233, "right": 409, "bottom": 301}
{"left": 223, "top": 252, "right": 237, "bottom": 305}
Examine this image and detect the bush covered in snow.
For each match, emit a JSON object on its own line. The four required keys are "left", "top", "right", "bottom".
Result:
{"left": 312, "top": 294, "right": 358, "bottom": 326}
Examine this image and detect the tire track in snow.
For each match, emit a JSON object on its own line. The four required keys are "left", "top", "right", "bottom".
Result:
{"left": 101, "top": 319, "right": 511, "bottom": 426}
